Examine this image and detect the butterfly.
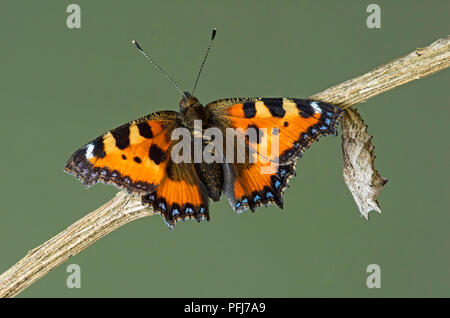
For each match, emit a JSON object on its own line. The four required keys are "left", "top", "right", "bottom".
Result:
{"left": 64, "top": 30, "right": 343, "bottom": 228}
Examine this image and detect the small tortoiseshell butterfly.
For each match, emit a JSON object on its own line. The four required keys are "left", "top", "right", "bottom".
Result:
{"left": 65, "top": 30, "right": 343, "bottom": 228}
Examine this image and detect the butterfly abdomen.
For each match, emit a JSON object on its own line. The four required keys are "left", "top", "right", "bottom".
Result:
{"left": 195, "top": 162, "right": 223, "bottom": 201}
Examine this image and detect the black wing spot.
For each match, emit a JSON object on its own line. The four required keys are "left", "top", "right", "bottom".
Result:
{"left": 262, "top": 98, "right": 285, "bottom": 117}
{"left": 134, "top": 156, "right": 142, "bottom": 163}
{"left": 137, "top": 122, "right": 153, "bottom": 139}
{"left": 92, "top": 137, "right": 106, "bottom": 158}
{"left": 149, "top": 144, "right": 166, "bottom": 165}
{"left": 242, "top": 102, "right": 256, "bottom": 118}
{"left": 295, "top": 100, "right": 315, "bottom": 118}
{"left": 111, "top": 124, "right": 130, "bottom": 150}
{"left": 283, "top": 121, "right": 289, "bottom": 127}
{"left": 122, "top": 154, "right": 127, "bottom": 160}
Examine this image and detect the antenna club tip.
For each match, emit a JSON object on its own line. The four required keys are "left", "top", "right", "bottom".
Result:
{"left": 211, "top": 28, "right": 217, "bottom": 40}
{"left": 132, "top": 40, "right": 142, "bottom": 51}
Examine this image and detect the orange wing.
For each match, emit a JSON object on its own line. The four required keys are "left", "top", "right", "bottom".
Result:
{"left": 207, "top": 98, "right": 342, "bottom": 212}
{"left": 65, "top": 110, "right": 209, "bottom": 228}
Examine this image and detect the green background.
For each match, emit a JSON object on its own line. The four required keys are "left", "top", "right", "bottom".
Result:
{"left": 0, "top": 0, "right": 448, "bottom": 297}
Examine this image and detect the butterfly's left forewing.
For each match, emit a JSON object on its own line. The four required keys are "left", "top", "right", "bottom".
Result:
{"left": 206, "top": 97, "right": 342, "bottom": 213}
{"left": 65, "top": 111, "right": 178, "bottom": 193}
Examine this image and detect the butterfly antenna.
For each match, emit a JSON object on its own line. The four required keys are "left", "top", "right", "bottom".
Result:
{"left": 191, "top": 28, "right": 217, "bottom": 95}
{"left": 132, "top": 40, "right": 187, "bottom": 99}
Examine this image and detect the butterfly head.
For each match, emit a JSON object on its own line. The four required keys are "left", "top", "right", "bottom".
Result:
{"left": 179, "top": 92, "right": 201, "bottom": 111}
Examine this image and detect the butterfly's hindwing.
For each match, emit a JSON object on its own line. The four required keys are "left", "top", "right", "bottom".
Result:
{"left": 142, "top": 160, "right": 210, "bottom": 228}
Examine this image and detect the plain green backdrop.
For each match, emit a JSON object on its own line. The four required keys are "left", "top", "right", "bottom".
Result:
{"left": 0, "top": 1, "right": 448, "bottom": 297}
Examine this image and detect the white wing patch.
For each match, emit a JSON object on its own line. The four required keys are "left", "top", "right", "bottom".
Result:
{"left": 85, "top": 143, "right": 95, "bottom": 159}
{"left": 310, "top": 101, "right": 322, "bottom": 114}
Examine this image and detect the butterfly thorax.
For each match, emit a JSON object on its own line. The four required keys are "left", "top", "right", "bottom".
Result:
{"left": 179, "top": 93, "right": 208, "bottom": 130}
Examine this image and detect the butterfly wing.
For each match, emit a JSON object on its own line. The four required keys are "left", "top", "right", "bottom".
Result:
{"left": 65, "top": 111, "right": 178, "bottom": 193}
{"left": 206, "top": 97, "right": 342, "bottom": 212}
{"left": 65, "top": 110, "right": 209, "bottom": 228}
